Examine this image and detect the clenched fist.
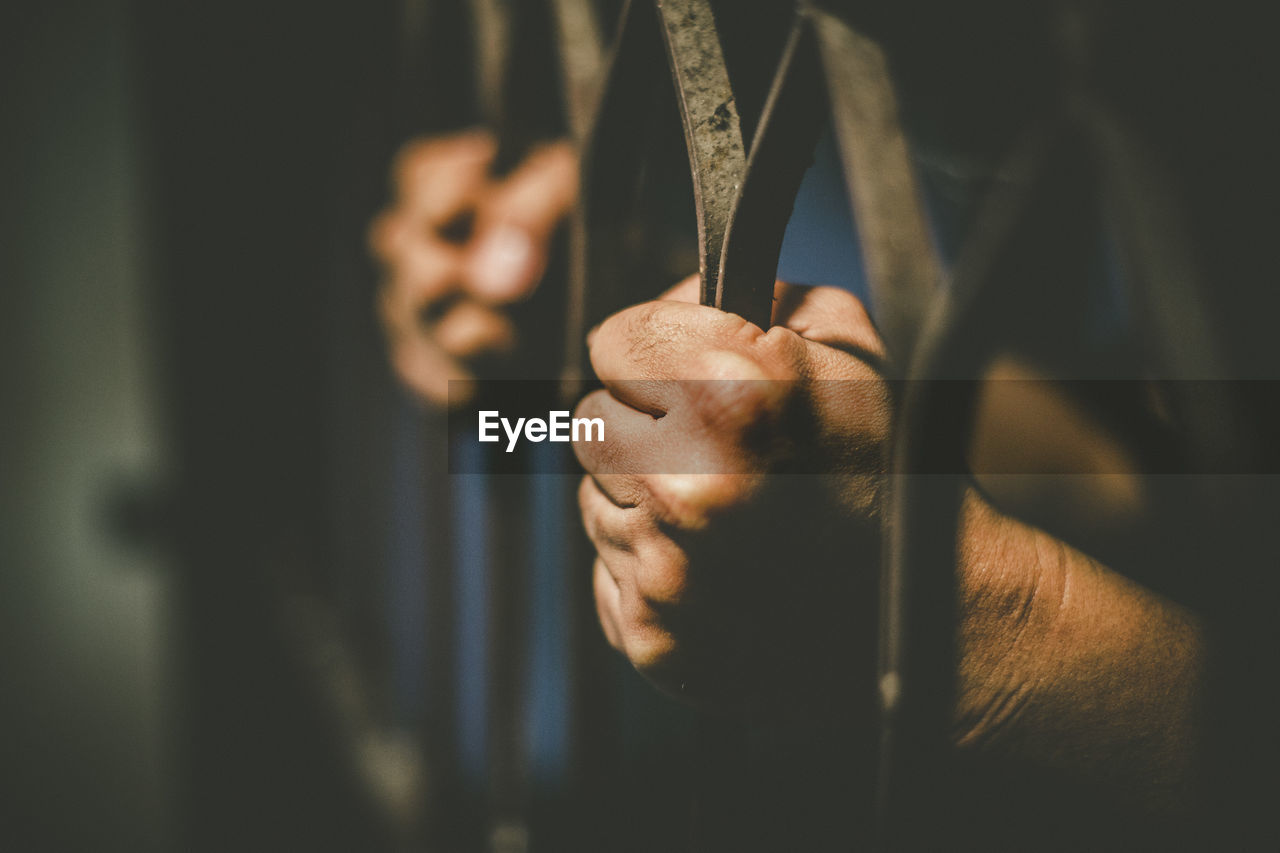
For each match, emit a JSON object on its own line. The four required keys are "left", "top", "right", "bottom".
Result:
{"left": 574, "top": 276, "right": 891, "bottom": 711}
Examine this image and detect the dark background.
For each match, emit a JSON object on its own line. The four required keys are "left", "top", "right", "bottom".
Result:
{"left": 3, "top": 1, "right": 408, "bottom": 848}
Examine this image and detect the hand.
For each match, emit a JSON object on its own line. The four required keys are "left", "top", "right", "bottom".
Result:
{"left": 574, "top": 270, "right": 1208, "bottom": 819}
{"left": 573, "top": 276, "right": 891, "bottom": 711}
{"left": 370, "top": 130, "right": 577, "bottom": 405}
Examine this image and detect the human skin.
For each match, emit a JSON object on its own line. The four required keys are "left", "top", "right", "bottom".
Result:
{"left": 574, "top": 275, "right": 1203, "bottom": 812}
{"left": 370, "top": 130, "right": 577, "bottom": 405}
{"left": 369, "top": 132, "right": 1203, "bottom": 811}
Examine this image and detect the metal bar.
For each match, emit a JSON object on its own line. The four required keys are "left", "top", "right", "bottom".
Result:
{"left": 465, "top": 4, "right": 554, "bottom": 849}
{"left": 654, "top": 0, "right": 749, "bottom": 308}
{"left": 562, "top": 0, "right": 669, "bottom": 388}
{"left": 1080, "top": 93, "right": 1259, "bottom": 837}
{"left": 470, "top": 0, "right": 513, "bottom": 128}
{"left": 549, "top": 0, "right": 607, "bottom": 142}
{"left": 809, "top": 6, "right": 941, "bottom": 370}
{"left": 716, "top": 16, "right": 828, "bottom": 329}
{"left": 881, "top": 118, "right": 1095, "bottom": 845}
{"left": 551, "top": 0, "right": 610, "bottom": 401}
{"left": 1082, "top": 101, "right": 1239, "bottom": 458}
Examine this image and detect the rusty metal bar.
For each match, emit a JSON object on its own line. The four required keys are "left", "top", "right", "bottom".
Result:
{"left": 654, "top": 0, "right": 749, "bottom": 309}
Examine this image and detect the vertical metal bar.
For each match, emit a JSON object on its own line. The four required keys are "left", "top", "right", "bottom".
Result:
{"left": 1080, "top": 94, "right": 1259, "bottom": 839}
{"left": 808, "top": 6, "right": 941, "bottom": 369}
{"left": 465, "top": 4, "right": 542, "bottom": 849}
{"left": 470, "top": 0, "right": 513, "bottom": 128}
{"left": 549, "top": 0, "right": 607, "bottom": 142}
{"left": 550, "top": 0, "right": 608, "bottom": 399}
{"left": 563, "top": 0, "right": 669, "bottom": 387}
{"left": 1082, "top": 102, "right": 1239, "bottom": 457}
{"left": 716, "top": 17, "right": 828, "bottom": 329}
{"left": 653, "top": 0, "right": 749, "bottom": 308}
{"left": 882, "top": 119, "right": 1097, "bottom": 846}
{"left": 486, "top": 469, "right": 532, "bottom": 853}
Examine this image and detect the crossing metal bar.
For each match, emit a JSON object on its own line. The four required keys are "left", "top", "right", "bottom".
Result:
{"left": 880, "top": 116, "right": 1084, "bottom": 844}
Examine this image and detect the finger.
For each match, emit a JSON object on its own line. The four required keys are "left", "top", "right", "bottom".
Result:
{"left": 385, "top": 324, "right": 471, "bottom": 406}
{"left": 592, "top": 549, "right": 677, "bottom": 672}
{"left": 393, "top": 129, "right": 496, "bottom": 189}
{"left": 580, "top": 477, "right": 693, "bottom": 615}
{"left": 380, "top": 237, "right": 466, "bottom": 323}
{"left": 395, "top": 130, "right": 497, "bottom": 232}
{"left": 587, "top": 299, "right": 759, "bottom": 413}
{"left": 582, "top": 273, "right": 700, "bottom": 349}
{"left": 465, "top": 141, "right": 578, "bottom": 302}
{"left": 475, "top": 141, "right": 578, "bottom": 240}
{"left": 578, "top": 475, "right": 640, "bottom": 556}
{"left": 593, "top": 558, "right": 624, "bottom": 651}
{"left": 572, "top": 389, "right": 665, "bottom": 480}
{"left": 770, "top": 282, "right": 886, "bottom": 362}
{"left": 434, "top": 300, "right": 516, "bottom": 359}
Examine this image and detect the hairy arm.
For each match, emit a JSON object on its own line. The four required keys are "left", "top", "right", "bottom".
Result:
{"left": 956, "top": 491, "right": 1203, "bottom": 810}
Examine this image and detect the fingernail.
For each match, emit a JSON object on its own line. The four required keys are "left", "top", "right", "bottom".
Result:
{"left": 469, "top": 224, "right": 536, "bottom": 300}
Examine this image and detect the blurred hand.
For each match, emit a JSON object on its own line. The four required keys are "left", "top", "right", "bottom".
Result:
{"left": 573, "top": 276, "right": 891, "bottom": 710}
{"left": 370, "top": 130, "right": 577, "bottom": 405}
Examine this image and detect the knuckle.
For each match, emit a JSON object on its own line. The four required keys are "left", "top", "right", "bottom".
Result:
{"left": 620, "top": 622, "right": 677, "bottom": 673}
{"left": 819, "top": 284, "right": 872, "bottom": 319}
{"left": 622, "top": 301, "right": 707, "bottom": 364}
{"left": 644, "top": 472, "right": 757, "bottom": 527}
{"left": 577, "top": 474, "right": 596, "bottom": 510}
{"left": 592, "top": 562, "right": 624, "bottom": 650}
{"left": 690, "top": 348, "right": 768, "bottom": 382}
{"left": 577, "top": 476, "right": 602, "bottom": 533}
{"left": 572, "top": 388, "right": 608, "bottom": 423}
{"left": 581, "top": 498, "right": 640, "bottom": 556}
{"left": 628, "top": 301, "right": 682, "bottom": 349}
{"left": 685, "top": 352, "right": 791, "bottom": 440}
{"left": 755, "top": 324, "right": 807, "bottom": 365}
{"left": 633, "top": 553, "right": 689, "bottom": 608}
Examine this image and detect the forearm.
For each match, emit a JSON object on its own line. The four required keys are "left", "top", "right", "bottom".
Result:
{"left": 954, "top": 490, "right": 1204, "bottom": 811}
